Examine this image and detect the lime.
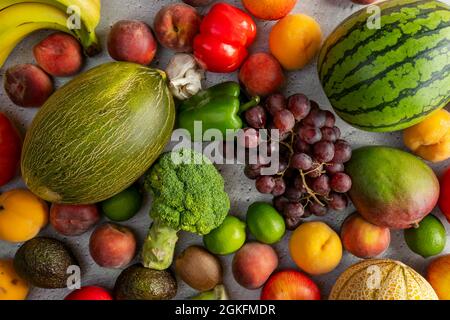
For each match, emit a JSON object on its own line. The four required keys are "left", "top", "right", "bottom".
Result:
{"left": 203, "top": 216, "right": 246, "bottom": 255}
{"left": 246, "top": 202, "right": 285, "bottom": 244}
{"left": 101, "top": 185, "right": 142, "bottom": 222}
{"left": 404, "top": 215, "right": 446, "bottom": 258}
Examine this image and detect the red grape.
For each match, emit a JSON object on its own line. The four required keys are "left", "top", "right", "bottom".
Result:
{"left": 333, "top": 126, "right": 341, "bottom": 139}
{"left": 333, "top": 139, "right": 352, "bottom": 163}
{"left": 311, "top": 175, "right": 330, "bottom": 196}
{"left": 287, "top": 94, "right": 310, "bottom": 121}
{"left": 245, "top": 105, "right": 267, "bottom": 129}
{"left": 321, "top": 127, "right": 337, "bottom": 142}
{"left": 273, "top": 196, "right": 289, "bottom": 212}
{"left": 309, "top": 202, "right": 328, "bottom": 216}
{"left": 303, "top": 108, "right": 326, "bottom": 128}
{"left": 325, "top": 163, "right": 344, "bottom": 174}
{"left": 324, "top": 110, "right": 336, "bottom": 127}
{"left": 294, "top": 138, "right": 311, "bottom": 154}
{"left": 272, "top": 177, "right": 286, "bottom": 196}
{"left": 238, "top": 128, "right": 260, "bottom": 149}
{"left": 291, "top": 153, "right": 313, "bottom": 171}
{"left": 294, "top": 175, "right": 307, "bottom": 192}
{"left": 283, "top": 202, "right": 304, "bottom": 230}
{"left": 265, "top": 93, "right": 286, "bottom": 115}
{"left": 329, "top": 192, "right": 348, "bottom": 211}
{"left": 330, "top": 172, "right": 352, "bottom": 193}
{"left": 284, "top": 187, "right": 303, "bottom": 201}
{"left": 313, "top": 141, "right": 335, "bottom": 163}
{"left": 297, "top": 126, "right": 322, "bottom": 144}
{"left": 256, "top": 176, "right": 275, "bottom": 193}
{"left": 273, "top": 109, "right": 295, "bottom": 133}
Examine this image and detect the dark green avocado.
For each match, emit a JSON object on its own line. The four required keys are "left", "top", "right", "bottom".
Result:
{"left": 14, "top": 237, "right": 79, "bottom": 289}
{"left": 114, "top": 264, "right": 177, "bottom": 300}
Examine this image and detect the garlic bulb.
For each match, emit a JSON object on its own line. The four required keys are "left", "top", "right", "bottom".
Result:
{"left": 166, "top": 53, "right": 204, "bottom": 100}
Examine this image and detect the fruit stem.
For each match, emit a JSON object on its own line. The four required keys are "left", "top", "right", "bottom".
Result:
{"left": 299, "top": 169, "right": 325, "bottom": 207}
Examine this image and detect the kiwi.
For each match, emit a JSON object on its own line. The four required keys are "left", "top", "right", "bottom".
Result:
{"left": 175, "top": 245, "right": 222, "bottom": 291}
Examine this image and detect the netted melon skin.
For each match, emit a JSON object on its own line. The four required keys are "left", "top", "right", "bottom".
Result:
{"left": 329, "top": 259, "right": 438, "bottom": 300}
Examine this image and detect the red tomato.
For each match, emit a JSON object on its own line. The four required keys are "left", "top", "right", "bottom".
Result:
{"left": 64, "top": 286, "right": 113, "bottom": 300}
{"left": 261, "top": 269, "right": 321, "bottom": 300}
{"left": 438, "top": 167, "right": 450, "bottom": 223}
{"left": 0, "top": 113, "right": 21, "bottom": 186}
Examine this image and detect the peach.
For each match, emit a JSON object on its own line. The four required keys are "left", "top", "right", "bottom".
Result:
{"left": 232, "top": 242, "right": 278, "bottom": 289}
{"left": 239, "top": 52, "right": 285, "bottom": 97}
{"left": 33, "top": 32, "right": 83, "bottom": 77}
{"left": 107, "top": 20, "right": 157, "bottom": 65}
{"left": 154, "top": 3, "right": 202, "bottom": 52}
{"left": 341, "top": 212, "right": 390, "bottom": 258}
{"left": 50, "top": 204, "right": 100, "bottom": 236}
{"left": 4, "top": 64, "right": 53, "bottom": 108}
{"left": 89, "top": 223, "right": 136, "bottom": 269}
{"left": 243, "top": 0, "right": 297, "bottom": 21}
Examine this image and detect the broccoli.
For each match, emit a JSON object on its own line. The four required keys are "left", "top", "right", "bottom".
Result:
{"left": 141, "top": 148, "right": 230, "bottom": 270}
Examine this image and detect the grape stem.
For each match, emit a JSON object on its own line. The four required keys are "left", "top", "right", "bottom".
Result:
{"left": 298, "top": 169, "right": 325, "bottom": 207}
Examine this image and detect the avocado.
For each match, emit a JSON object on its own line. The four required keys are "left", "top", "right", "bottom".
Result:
{"left": 14, "top": 237, "right": 79, "bottom": 289}
{"left": 114, "top": 264, "right": 177, "bottom": 300}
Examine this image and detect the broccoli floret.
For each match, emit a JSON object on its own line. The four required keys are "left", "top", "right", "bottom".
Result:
{"left": 141, "top": 148, "right": 230, "bottom": 270}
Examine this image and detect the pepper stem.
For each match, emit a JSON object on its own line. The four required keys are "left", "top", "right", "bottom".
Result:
{"left": 239, "top": 96, "right": 260, "bottom": 114}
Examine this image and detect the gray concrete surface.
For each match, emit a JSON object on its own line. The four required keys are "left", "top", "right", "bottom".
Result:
{"left": 0, "top": 0, "right": 449, "bottom": 300}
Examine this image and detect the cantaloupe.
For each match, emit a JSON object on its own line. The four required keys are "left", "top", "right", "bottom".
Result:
{"left": 329, "top": 259, "right": 438, "bottom": 300}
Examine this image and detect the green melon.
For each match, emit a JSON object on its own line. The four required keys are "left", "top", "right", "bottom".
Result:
{"left": 318, "top": 0, "right": 450, "bottom": 132}
{"left": 21, "top": 62, "right": 175, "bottom": 204}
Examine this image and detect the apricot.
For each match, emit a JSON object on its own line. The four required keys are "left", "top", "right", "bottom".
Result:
{"left": 269, "top": 14, "right": 322, "bottom": 70}
{"left": 108, "top": 20, "right": 157, "bottom": 65}
{"left": 239, "top": 52, "right": 285, "bottom": 97}
{"left": 33, "top": 32, "right": 83, "bottom": 77}
{"left": 403, "top": 109, "right": 450, "bottom": 163}
{"left": 89, "top": 223, "right": 136, "bottom": 269}
{"left": 243, "top": 0, "right": 297, "bottom": 21}
{"left": 154, "top": 3, "right": 202, "bottom": 53}
{"left": 4, "top": 64, "right": 53, "bottom": 107}
{"left": 232, "top": 242, "right": 278, "bottom": 289}
{"left": 341, "top": 212, "right": 390, "bottom": 258}
{"left": 0, "top": 189, "right": 48, "bottom": 243}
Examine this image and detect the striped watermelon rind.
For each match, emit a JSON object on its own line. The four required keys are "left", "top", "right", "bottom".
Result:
{"left": 318, "top": 0, "right": 450, "bottom": 132}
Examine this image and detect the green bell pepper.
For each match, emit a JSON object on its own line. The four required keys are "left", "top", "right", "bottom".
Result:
{"left": 177, "top": 81, "right": 260, "bottom": 141}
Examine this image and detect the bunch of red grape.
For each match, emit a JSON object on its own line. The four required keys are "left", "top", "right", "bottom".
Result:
{"left": 242, "top": 93, "right": 353, "bottom": 230}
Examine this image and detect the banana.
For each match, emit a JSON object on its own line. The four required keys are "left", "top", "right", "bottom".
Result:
{"left": 0, "top": 0, "right": 101, "bottom": 59}
{"left": 0, "top": 3, "right": 99, "bottom": 68}
{"left": 0, "top": 0, "right": 101, "bottom": 32}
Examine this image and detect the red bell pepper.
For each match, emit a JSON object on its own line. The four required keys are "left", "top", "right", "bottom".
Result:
{"left": 194, "top": 2, "right": 257, "bottom": 73}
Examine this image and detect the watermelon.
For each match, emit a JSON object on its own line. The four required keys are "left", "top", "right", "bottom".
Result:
{"left": 21, "top": 62, "right": 175, "bottom": 204}
{"left": 318, "top": 0, "right": 450, "bottom": 132}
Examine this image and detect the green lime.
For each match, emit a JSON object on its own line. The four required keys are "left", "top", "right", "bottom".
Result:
{"left": 203, "top": 215, "right": 246, "bottom": 255}
{"left": 101, "top": 185, "right": 143, "bottom": 222}
{"left": 404, "top": 215, "right": 446, "bottom": 258}
{"left": 246, "top": 202, "right": 285, "bottom": 244}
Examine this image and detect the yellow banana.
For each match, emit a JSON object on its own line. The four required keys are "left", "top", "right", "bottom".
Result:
{"left": 0, "top": 0, "right": 100, "bottom": 32}
{"left": 0, "top": 3, "right": 99, "bottom": 68}
{"left": 0, "top": 0, "right": 100, "bottom": 57}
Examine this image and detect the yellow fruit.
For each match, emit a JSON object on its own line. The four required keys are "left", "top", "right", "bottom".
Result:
{"left": 427, "top": 254, "right": 450, "bottom": 300}
{"left": 289, "top": 221, "right": 342, "bottom": 275}
{"left": 330, "top": 259, "right": 438, "bottom": 300}
{"left": 403, "top": 109, "right": 450, "bottom": 162}
{"left": 0, "top": 189, "right": 48, "bottom": 242}
{"left": 269, "top": 14, "right": 322, "bottom": 70}
{"left": 0, "top": 259, "right": 29, "bottom": 300}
